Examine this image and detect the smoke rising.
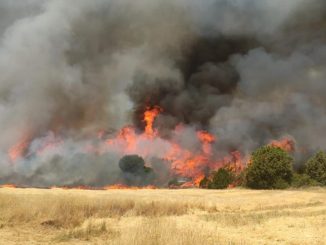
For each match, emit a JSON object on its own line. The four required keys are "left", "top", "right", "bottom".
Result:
{"left": 0, "top": 0, "right": 325, "bottom": 186}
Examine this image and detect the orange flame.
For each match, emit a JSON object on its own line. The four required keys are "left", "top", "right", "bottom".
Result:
{"left": 5, "top": 105, "right": 248, "bottom": 188}
{"left": 269, "top": 137, "right": 295, "bottom": 152}
{"left": 197, "top": 131, "right": 215, "bottom": 143}
{"left": 143, "top": 106, "right": 162, "bottom": 138}
{"left": 50, "top": 184, "right": 157, "bottom": 190}
{"left": 197, "top": 131, "right": 215, "bottom": 155}
{"left": 8, "top": 135, "right": 30, "bottom": 162}
{"left": 0, "top": 184, "right": 17, "bottom": 188}
{"left": 162, "top": 130, "right": 218, "bottom": 186}
{"left": 223, "top": 150, "right": 246, "bottom": 173}
{"left": 193, "top": 174, "right": 205, "bottom": 186}
{"left": 104, "top": 184, "right": 156, "bottom": 190}
{"left": 106, "top": 126, "right": 137, "bottom": 151}
{"left": 37, "top": 137, "right": 63, "bottom": 156}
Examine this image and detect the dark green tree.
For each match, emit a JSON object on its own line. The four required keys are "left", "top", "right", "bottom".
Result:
{"left": 246, "top": 146, "right": 293, "bottom": 189}
{"left": 291, "top": 173, "right": 319, "bottom": 188}
{"left": 305, "top": 151, "right": 326, "bottom": 185}
{"left": 119, "top": 155, "right": 146, "bottom": 174}
{"left": 199, "top": 176, "right": 210, "bottom": 188}
{"left": 119, "top": 155, "right": 155, "bottom": 186}
{"left": 209, "top": 168, "right": 234, "bottom": 189}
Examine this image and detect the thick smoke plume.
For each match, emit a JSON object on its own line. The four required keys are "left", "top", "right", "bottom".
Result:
{"left": 0, "top": 0, "right": 325, "bottom": 187}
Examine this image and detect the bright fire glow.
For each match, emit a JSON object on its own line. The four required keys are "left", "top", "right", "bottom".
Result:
{"left": 143, "top": 106, "right": 162, "bottom": 137}
{"left": 269, "top": 137, "right": 295, "bottom": 152}
{"left": 8, "top": 135, "right": 30, "bottom": 162}
{"left": 0, "top": 184, "right": 17, "bottom": 188}
{"left": 6, "top": 106, "right": 248, "bottom": 188}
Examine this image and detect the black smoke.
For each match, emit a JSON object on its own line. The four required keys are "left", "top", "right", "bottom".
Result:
{"left": 129, "top": 35, "right": 259, "bottom": 131}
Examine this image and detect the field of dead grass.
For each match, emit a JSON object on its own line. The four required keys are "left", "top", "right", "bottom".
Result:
{"left": 0, "top": 187, "right": 325, "bottom": 244}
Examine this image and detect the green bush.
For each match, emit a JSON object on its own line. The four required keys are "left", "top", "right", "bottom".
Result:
{"left": 305, "top": 151, "right": 326, "bottom": 185}
{"left": 246, "top": 146, "right": 293, "bottom": 189}
{"left": 119, "top": 155, "right": 146, "bottom": 173}
{"left": 209, "top": 168, "right": 234, "bottom": 189}
{"left": 233, "top": 170, "right": 246, "bottom": 187}
{"left": 199, "top": 177, "right": 210, "bottom": 189}
{"left": 118, "top": 155, "right": 155, "bottom": 186}
{"left": 291, "top": 173, "right": 320, "bottom": 188}
{"left": 272, "top": 178, "right": 290, "bottom": 189}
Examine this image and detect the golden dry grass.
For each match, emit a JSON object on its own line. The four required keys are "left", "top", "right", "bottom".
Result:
{"left": 0, "top": 187, "right": 325, "bottom": 244}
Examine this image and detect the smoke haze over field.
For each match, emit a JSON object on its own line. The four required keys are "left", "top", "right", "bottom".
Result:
{"left": 0, "top": 0, "right": 325, "bottom": 187}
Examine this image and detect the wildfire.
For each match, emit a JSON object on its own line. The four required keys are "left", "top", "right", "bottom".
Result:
{"left": 223, "top": 151, "right": 246, "bottom": 173}
{"left": 106, "top": 126, "right": 137, "bottom": 154}
{"left": 269, "top": 137, "right": 295, "bottom": 152}
{"left": 37, "top": 135, "right": 63, "bottom": 156}
{"left": 0, "top": 184, "right": 17, "bottom": 188}
{"left": 8, "top": 135, "right": 30, "bottom": 162}
{"left": 197, "top": 130, "right": 216, "bottom": 155}
{"left": 143, "top": 106, "right": 162, "bottom": 137}
{"left": 193, "top": 174, "right": 205, "bottom": 186}
{"left": 6, "top": 105, "right": 247, "bottom": 188}
{"left": 163, "top": 131, "right": 217, "bottom": 186}
{"left": 50, "top": 185, "right": 95, "bottom": 190}
{"left": 50, "top": 184, "right": 156, "bottom": 190}
{"left": 104, "top": 184, "right": 156, "bottom": 190}
{"left": 197, "top": 131, "right": 215, "bottom": 143}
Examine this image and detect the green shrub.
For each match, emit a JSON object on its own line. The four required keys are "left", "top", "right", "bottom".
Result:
{"left": 209, "top": 168, "right": 234, "bottom": 189}
{"left": 119, "top": 155, "right": 146, "bottom": 173}
{"left": 291, "top": 173, "right": 320, "bottom": 188}
{"left": 233, "top": 170, "right": 246, "bottom": 187}
{"left": 118, "top": 155, "right": 155, "bottom": 186}
{"left": 167, "top": 178, "right": 179, "bottom": 187}
{"left": 199, "top": 177, "right": 210, "bottom": 189}
{"left": 273, "top": 178, "right": 290, "bottom": 189}
{"left": 305, "top": 151, "right": 326, "bottom": 185}
{"left": 245, "top": 146, "right": 293, "bottom": 189}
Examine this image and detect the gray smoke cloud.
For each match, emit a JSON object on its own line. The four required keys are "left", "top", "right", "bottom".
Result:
{"left": 0, "top": 0, "right": 324, "bottom": 186}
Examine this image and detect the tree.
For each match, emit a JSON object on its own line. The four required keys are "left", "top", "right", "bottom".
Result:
{"left": 291, "top": 173, "right": 319, "bottom": 188}
{"left": 246, "top": 146, "right": 293, "bottom": 189}
{"left": 199, "top": 176, "right": 210, "bottom": 189}
{"left": 210, "top": 168, "right": 234, "bottom": 189}
{"left": 119, "top": 155, "right": 155, "bottom": 186}
{"left": 305, "top": 151, "right": 326, "bottom": 185}
{"left": 119, "top": 155, "right": 146, "bottom": 174}
{"left": 202, "top": 168, "right": 234, "bottom": 189}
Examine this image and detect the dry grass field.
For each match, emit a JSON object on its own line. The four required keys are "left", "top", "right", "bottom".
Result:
{"left": 0, "top": 187, "right": 325, "bottom": 245}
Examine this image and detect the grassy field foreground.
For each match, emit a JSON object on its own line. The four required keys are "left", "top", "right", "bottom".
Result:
{"left": 0, "top": 187, "right": 325, "bottom": 244}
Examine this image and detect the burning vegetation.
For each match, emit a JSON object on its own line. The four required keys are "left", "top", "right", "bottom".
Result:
{"left": 0, "top": 0, "right": 326, "bottom": 189}
{"left": 2, "top": 107, "right": 325, "bottom": 190}
{"left": 3, "top": 107, "right": 246, "bottom": 188}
